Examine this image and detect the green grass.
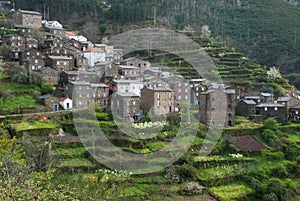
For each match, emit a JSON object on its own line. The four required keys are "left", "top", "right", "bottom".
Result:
{"left": 56, "top": 158, "right": 94, "bottom": 168}
{"left": 226, "top": 116, "right": 262, "bottom": 130}
{"left": 0, "top": 95, "right": 42, "bottom": 110}
{"left": 13, "top": 120, "right": 59, "bottom": 132}
{"left": 54, "top": 147, "right": 87, "bottom": 157}
{"left": 0, "top": 82, "right": 39, "bottom": 93}
{"left": 210, "top": 183, "right": 253, "bottom": 201}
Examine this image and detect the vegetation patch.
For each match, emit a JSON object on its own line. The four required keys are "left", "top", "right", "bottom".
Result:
{"left": 210, "top": 183, "right": 253, "bottom": 200}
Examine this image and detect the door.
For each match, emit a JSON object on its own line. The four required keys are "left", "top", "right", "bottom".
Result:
{"left": 54, "top": 104, "right": 58, "bottom": 111}
{"left": 67, "top": 102, "right": 70, "bottom": 109}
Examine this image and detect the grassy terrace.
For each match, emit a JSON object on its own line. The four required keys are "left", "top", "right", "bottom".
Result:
{"left": 210, "top": 183, "right": 253, "bottom": 200}
{"left": 12, "top": 120, "right": 59, "bottom": 132}
{"left": 0, "top": 95, "right": 43, "bottom": 109}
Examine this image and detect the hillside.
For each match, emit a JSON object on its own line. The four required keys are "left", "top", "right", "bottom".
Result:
{"left": 13, "top": 0, "right": 300, "bottom": 76}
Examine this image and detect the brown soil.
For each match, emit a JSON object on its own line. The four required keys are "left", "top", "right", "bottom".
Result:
{"left": 232, "top": 135, "right": 267, "bottom": 151}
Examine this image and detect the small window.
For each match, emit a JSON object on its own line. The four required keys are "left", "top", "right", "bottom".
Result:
{"left": 264, "top": 107, "right": 268, "bottom": 111}
{"left": 274, "top": 107, "right": 278, "bottom": 111}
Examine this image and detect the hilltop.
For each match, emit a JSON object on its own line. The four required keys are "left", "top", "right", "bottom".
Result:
{"left": 13, "top": 0, "right": 300, "bottom": 77}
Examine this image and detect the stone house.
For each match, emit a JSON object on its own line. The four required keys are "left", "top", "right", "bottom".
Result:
{"left": 69, "top": 38, "right": 81, "bottom": 49}
{"left": 44, "top": 45, "right": 79, "bottom": 58}
{"left": 82, "top": 48, "right": 105, "bottom": 68}
{"left": 118, "top": 65, "right": 141, "bottom": 80}
{"left": 289, "top": 104, "right": 300, "bottom": 121}
{"left": 110, "top": 92, "right": 140, "bottom": 120}
{"left": 169, "top": 80, "right": 190, "bottom": 107}
{"left": 256, "top": 103, "right": 287, "bottom": 124}
{"left": 140, "top": 87, "right": 175, "bottom": 115}
{"left": 25, "top": 37, "right": 38, "bottom": 49}
{"left": 121, "top": 57, "right": 151, "bottom": 72}
{"left": 22, "top": 48, "right": 44, "bottom": 71}
{"left": 44, "top": 38, "right": 65, "bottom": 50}
{"left": 111, "top": 79, "right": 144, "bottom": 96}
{"left": 277, "top": 96, "right": 299, "bottom": 109}
{"left": 12, "top": 9, "right": 42, "bottom": 28}
{"left": 79, "top": 41, "right": 94, "bottom": 51}
{"left": 189, "top": 79, "right": 207, "bottom": 108}
{"left": 236, "top": 99, "right": 257, "bottom": 117}
{"left": 38, "top": 67, "right": 59, "bottom": 86}
{"left": 40, "top": 94, "right": 59, "bottom": 111}
{"left": 64, "top": 81, "right": 92, "bottom": 108}
{"left": 74, "top": 55, "right": 89, "bottom": 71}
{"left": 60, "top": 70, "right": 98, "bottom": 86}
{"left": 244, "top": 95, "right": 263, "bottom": 105}
{"left": 2, "top": 34, "right": 26, "bottom": 60}
{"left": 260, "top": 92, "right": 274, "bottom": 103}
{"left": 44, "top": 24, "right": 65, "bottom": 39}
{"left": 199, "top": 89, "right": 235, "bottom": 127}
{"left": 90, "top": 83, "right": 109, "bottom": 108}
{"left": 44, "top": 55, "right": 72, "bottom": 73}
{"left": 15, "top": 25, "right": 33, "bottom": 37}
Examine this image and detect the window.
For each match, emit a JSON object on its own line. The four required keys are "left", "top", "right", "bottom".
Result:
{"left": 264, "top": 107, "right": 268, "bottom": 111}
{"left": 296, "top": 111, "right": 299, "bottom": 115}
{"left": 178, "top": 96, "right": 181, "bottom": 100}
{"left": 228, "top": 113, "right": 232, "bottom": 117}
{"left": 178, "top": 83, "right": 181, "bottom": 87}
{"left": 157, "top": 92, "right": 160, "bottom": 98}
{"left": 157, "top": 100, "right": 160, "bottom": 106}
{"left": 178, "top": 89, "right": 181, "bottom": 93}
{"left": 35, "top": 59, "right": 38, "bottom": 64}
{"left": 132, "top": 100, "right": 136, "bottom": 105}
{"left": 57, "top": 61, "right": 60, "bottom": 65}
{"left": 87, "top": 94, "right": 90, "bottom": 98}
{"left": 185, "top": 96, "right": 188, "bottom": 100}
{"left": 275, "top": 107, "right": 278, "bottom": 111}
{"left": 27, "top": 52, "right": 30, "bottom": 56}
{"left": 37, "top": 52, "right": 40, "bottom": 56}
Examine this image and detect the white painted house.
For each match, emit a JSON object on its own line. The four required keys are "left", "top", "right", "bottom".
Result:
{"left": 65, "top": 31, "right": 88, "bottom": 42}
{"left": 112, "top": 79, "right": 144, "bottom": 96}
{"left": 82, "top": 48, "right": 106, "bottom": 68}
{"left": 59, "top": 97, "right": 72, "bottom": 110}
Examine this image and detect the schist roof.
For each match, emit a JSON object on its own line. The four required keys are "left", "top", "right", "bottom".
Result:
{"left": 90, "top": 83, "right": 109, "bottom": 88}
{"left": 290, "top": 104, "right": 300, "bottom": 109}
{"left": 48, "top": 55, "right": 71, "bottom": 60}
{"left": 277, "top": 96, "right": 292, "bottom": 102}
{"left": 256, "top": 103, "right": 285, "bottom": 108}
{"left": 242, "top": 100, "right": 257, "bottom": 105}
{"left": 260, "top": 93, "right": 273, "bottom": 97}
{"left": 146, "top": 87, "right": 173, "bottom": 92}
{"left": 114, "top": 92, "right": 139, "bottom": 97}
{"left": 118, "top": 65, "right": 140, "bottom": 69}
{"left": 18, "top": 9, "right": 41, "bottom": 15}
{"left": 68, "top": 81, "right": 90, "bottom": 86}
{"left": 112, "top": 79, "right": 143, "bottom": 84}
{"left": 244, "top": 96, "right": 262, "bottom": 100}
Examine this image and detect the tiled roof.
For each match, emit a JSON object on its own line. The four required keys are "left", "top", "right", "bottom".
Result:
{"left": 65, "top": 31, "right": 77, "bottom": 36}
{"left": 82, "top": 48, "right": 104, "bottom": 53}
